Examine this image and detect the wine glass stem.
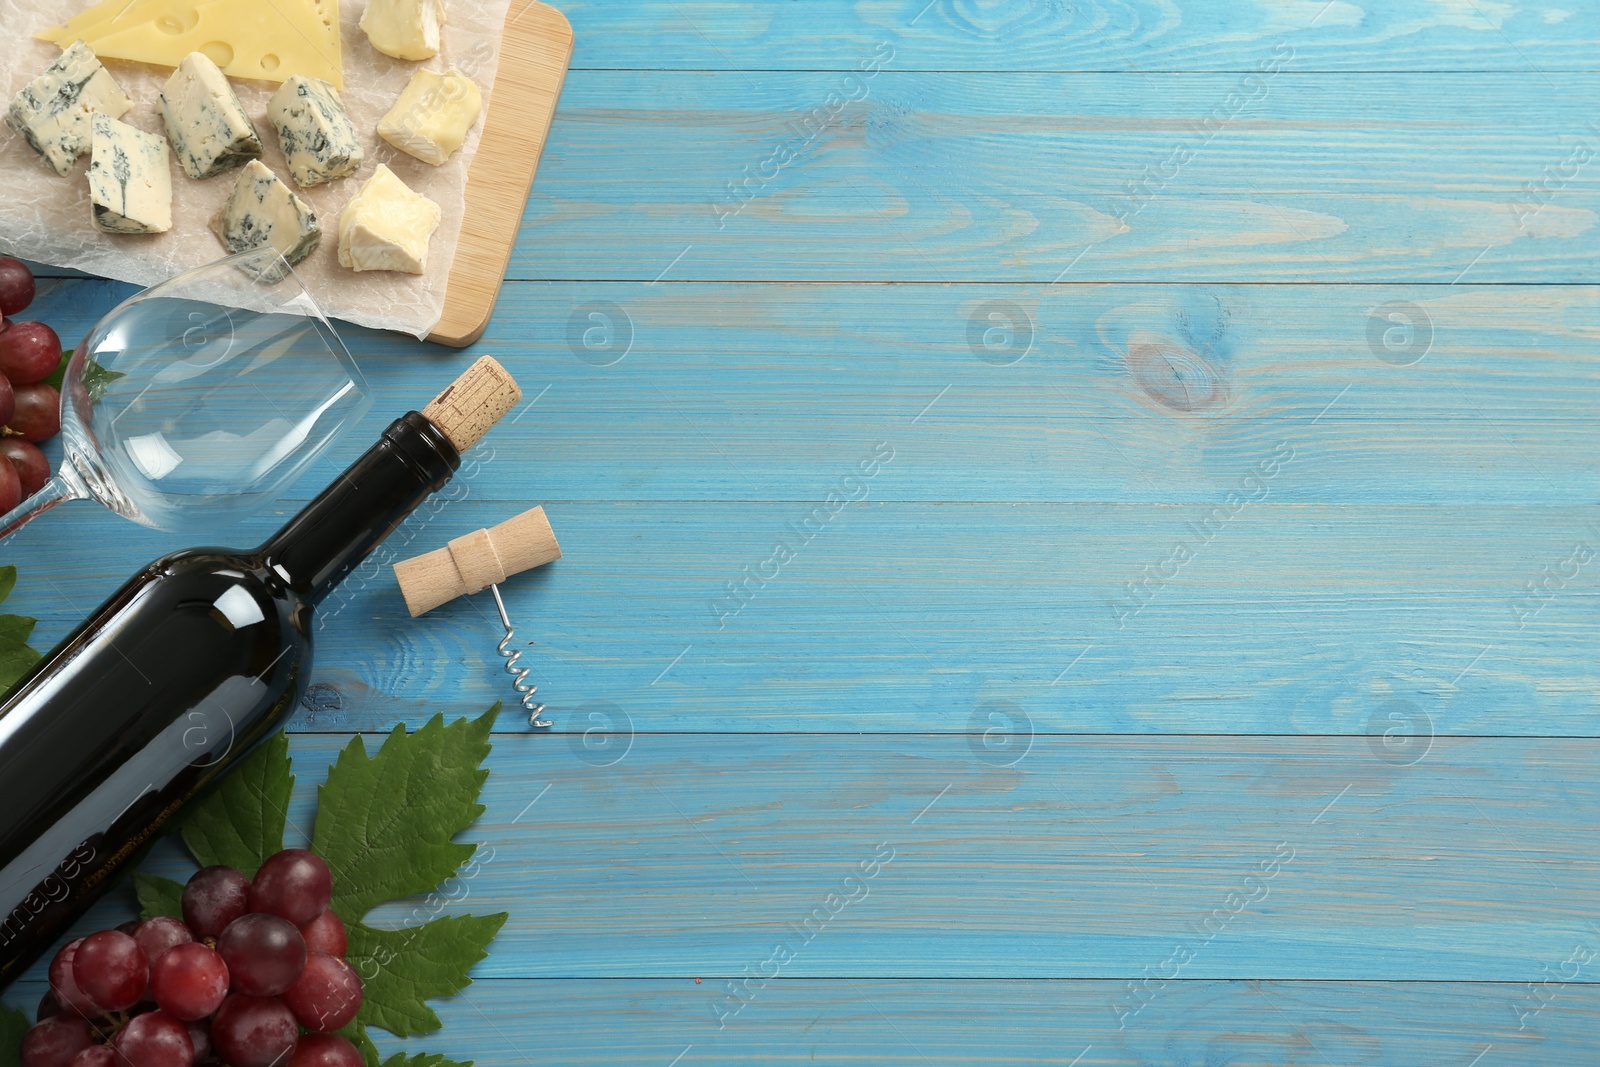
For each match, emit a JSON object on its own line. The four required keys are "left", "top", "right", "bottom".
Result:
{"left": 0, "top": 473, "right": 85, "bottom": 542}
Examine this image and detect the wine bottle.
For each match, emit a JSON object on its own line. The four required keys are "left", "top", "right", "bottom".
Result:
{"left": 0, "top": 356, "right": 521, "bottom": 989}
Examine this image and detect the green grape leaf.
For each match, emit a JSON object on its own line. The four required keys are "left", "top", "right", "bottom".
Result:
{"left": 347, "top": 915, "right": 506, "bottom": 1038}
{"left": 379, "top": 1055, "right": 473, "bottom": 1067}
{"left": 133, "top": 871, "right": 184, "bottom": 920}
{"left": 43, "top": 351, "right": 70, "bottom": 391}
{"left": 0, "top": 1004, "right": 29, "bottom": 1067}
{"left": 179, "top": 731, "right": 293, "bottom": 877}
{"left": 0, "top": 567, "right": 41, "bottom": 693}
{"left": 44, "top": 352, "right": 123, "bottom": 402}
{"left": 312, "top": 706, "right": 497, "bottom": 920}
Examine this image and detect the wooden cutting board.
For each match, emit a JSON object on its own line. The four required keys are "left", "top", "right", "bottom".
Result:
{"left": 427, "top": 0, "right": 572, "bottom": 347}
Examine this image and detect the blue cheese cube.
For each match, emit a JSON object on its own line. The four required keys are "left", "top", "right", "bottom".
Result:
{"left": 209, "top": 160, "right": 320, "bottom": 282}
{"left": 266, "top": 76, "right": 363, "bottom": 187}
{"left": 159, "top": 52, "right": 263, "bottom": 180}
{"left": 88, "top": 114, "right": 172, "bottom": 234}
{"left": 6, "top": 40, "right": 132, "bottom": 176}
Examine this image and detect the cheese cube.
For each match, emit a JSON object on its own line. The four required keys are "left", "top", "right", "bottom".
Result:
{"left": 210, "top": 160, "right": 320, "bottom": 282}
{"left": 377, "top": 68, "right": 482, "bottom": 167}
{"left": 6, "top": 40, "right": 132, "bottom": 176}
{"left": 159, "top": 52, "right": 263, "bottom": 180}
{"left": 87, "top": 114, "right": 172, "bottom": 234}
{"left": 267, "top": 76, "right": 363, "bottom": 188}
{"left": 337, "top": 164, "right": 440, "bottom": 274}
{"left": 360, "top": 0, "right": 443, "bottom": 61}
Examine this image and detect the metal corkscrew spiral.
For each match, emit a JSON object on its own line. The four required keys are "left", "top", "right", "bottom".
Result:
{"left": 491, "top": 584, "right": 551, "bottom": 728}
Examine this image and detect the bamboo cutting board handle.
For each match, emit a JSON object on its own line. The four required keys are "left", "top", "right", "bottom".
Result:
{"left": 427, "top": 1, "right": 574, "bottom": 346}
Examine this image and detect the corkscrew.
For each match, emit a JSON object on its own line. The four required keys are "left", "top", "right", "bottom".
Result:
{"left": 393, "top": 505, "right": 563, "bottom": 729}
{"left": 490, "top": 584, "right": 551, "bottom": 727}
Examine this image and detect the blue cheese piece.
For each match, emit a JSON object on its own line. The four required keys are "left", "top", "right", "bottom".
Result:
{"left": 87, "top": 114, "right": 172, "bottom": 234}
{"left": 376, "top": 67, "right": 482, "bottom": 166}
{"left": 337, "top": 164, "right": 440, "bottom": 274}
{"left": 209, "top": 160, "right": 320, "bottom": 282}
{"left": 158, "top": 52, "right": 263, "bottom": 180}
{"left": 266, "top": 75, "right": 362, "bottom": 187}
{"left": 6, "top": 40, "right": 132, "bottom": 176}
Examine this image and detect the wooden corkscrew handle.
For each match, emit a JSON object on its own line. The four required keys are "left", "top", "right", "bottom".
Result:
{"left": 392, "top": 506, "right": 562, "bottom": 617}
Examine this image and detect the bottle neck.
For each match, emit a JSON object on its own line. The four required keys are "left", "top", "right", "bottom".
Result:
{"left": 258, "top": 412, "right": 460, "bottom": 604}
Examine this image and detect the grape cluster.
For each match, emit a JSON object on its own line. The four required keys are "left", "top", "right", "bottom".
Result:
{"left": 0, "top": 257, "right": 64, "bottom": 513}
{"left": 21, "top": 850, "right": 364, "bottom": 1067}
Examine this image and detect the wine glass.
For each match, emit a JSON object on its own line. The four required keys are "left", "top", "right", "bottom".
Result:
{"left": 0, "top": 247, "right": 370, "bottom": 539}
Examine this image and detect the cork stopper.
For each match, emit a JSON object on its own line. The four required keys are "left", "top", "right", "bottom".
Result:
{"left": 393, "top": 506, "right": 561, "bottom": 617}
{"left": 421, "top": 355, "right": 521, "bottom": 453}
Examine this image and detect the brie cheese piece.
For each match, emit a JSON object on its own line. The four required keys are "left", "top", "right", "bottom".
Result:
{"left": 376, "top": 67, "right": 481, "bottom": 166}
{"left": 359, "top": 0, "right": 443, "bottom": 60}
{"left": 159, "top": 52, "right": 263, "bottom": 180}
{"left": 88, "top": 114, "right": 173, "bottom": 234}
{"left": 210, "top": 160, "right": 320, "bottom": 281}
{"left": 6, "top": 40, "right": 132, "bottom": 176}
{"left": 337, "top": 164, "right": 440, "bottom": 274}
{"left": 267, "top": 75, "right": 363, "bottom": 187}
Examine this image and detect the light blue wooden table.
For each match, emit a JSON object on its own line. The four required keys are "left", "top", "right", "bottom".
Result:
{"left": 10, "top": 1, "right": 1600, "bottom": 1062}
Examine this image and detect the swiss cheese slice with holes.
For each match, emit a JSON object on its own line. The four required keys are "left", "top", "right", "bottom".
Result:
{"left": 37, "top": 0, "right": 176, "bottom": 47}
{"left": 41, "top": 0, "right": 342, "bottom": 88}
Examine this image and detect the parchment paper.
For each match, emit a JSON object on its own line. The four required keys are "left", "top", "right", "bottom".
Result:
{"left": 0, "top": 0, "right": 511, "bottom": 339}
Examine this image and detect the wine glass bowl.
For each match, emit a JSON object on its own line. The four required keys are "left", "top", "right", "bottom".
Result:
{"left": 3, "top": 247, "right": 370, "bottom": 537}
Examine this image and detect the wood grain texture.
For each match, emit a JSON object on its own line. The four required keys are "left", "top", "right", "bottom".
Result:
{"left": 512, "top": 70, "right": 1600, "bottom": 283}
{"left": 429, "top": 0, "right": 573, "bottom": 345}
{"left": 563, "top": 0, "right": 1600, "bottom": 72}
{"left": 11, "top": 976, "right": 1600, "bottom": 1065}
{"left": 83, "top": 733, "right": 1598, "bottom": 984}
{"left": 10, "top": 278, "right": 1599, "bottom": 735}
{"left": 5, "top": 2, "right": 1598, "bottom": 1060}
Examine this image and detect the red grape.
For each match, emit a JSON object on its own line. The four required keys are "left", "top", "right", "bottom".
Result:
{"left": 66, "top": 1047, "right": 113, "bottom": 1067}
{"left": 19, "top": 1016, "right": 92, "bottom": 1067}
{"left": 132, "top": 917, "right": 194, "bottom": 968}
{"left": 9, "top": 382, "right": 59, "bottom": 443}
{"left": 0, "top": 373, "right": 16, "bottom": 429}
{"left": 0, "top": 439, "right": 48, "bottom": 497}
{"left": 113, "top": 1010, "right": 193, "bottom": 1067}
{"left": 182, "top": 866, "right": 250, "bottom": 937}
{"left": 150, "top": 942, "right": 229, "bottom": 1020}
{"left": 0, "top": 455, "right": 18, "bottom": 514}
{"left": 0, "top": 321, "right": 61, "bottom": 384}
{"left": 250, "top": 850, "right": 333, "bottom": 928}
{"left": 184, "top": 1023, "right": 210, "bottom": 1064}
{"left": 281, "top": 951, "right": 361, "bottom": 1032}
{"left": 49, "top": 939, "right": 99, "bottom": 1017}
{"left": 287, "top": 1033, "right": 363, "bottom": 1067}
{"left": 217, "top": 914, "right": 305, "bottom": 996}
{"left": 299, "top": 910, "right": 346, "bottom": 956}
{"left": 36, "top": 990, "right": 62, "bottom": 1022}
{"left": 211, "top": 996, "right": 297, "bottom": 1067}
{"left": 0, "top": 258, "right": 33, "bottom": 317}
{"left": 72, "top": 931, "right": 148, "bottom": 1012}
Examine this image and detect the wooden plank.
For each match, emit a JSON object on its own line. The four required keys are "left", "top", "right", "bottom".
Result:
{"left": 12, "top": 497, "right": 1600, "bottom": 737}
{"left": 30, "top": 278, "right": 1600, "bottom": 505}
{"left": 562, "top": 0, "right": 1600, "bottom": 73}
{"left": 512, "top": 70, "right": 1600, "bottom": 282}
{"left": 429, "top": 0, "right": 573, "bottom": 346}
{"left": 78, "top": 734, "right": 1600, "bottom": 983}
{"left": 11, "top": 976, "right": 1600, "bottom": 1065}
